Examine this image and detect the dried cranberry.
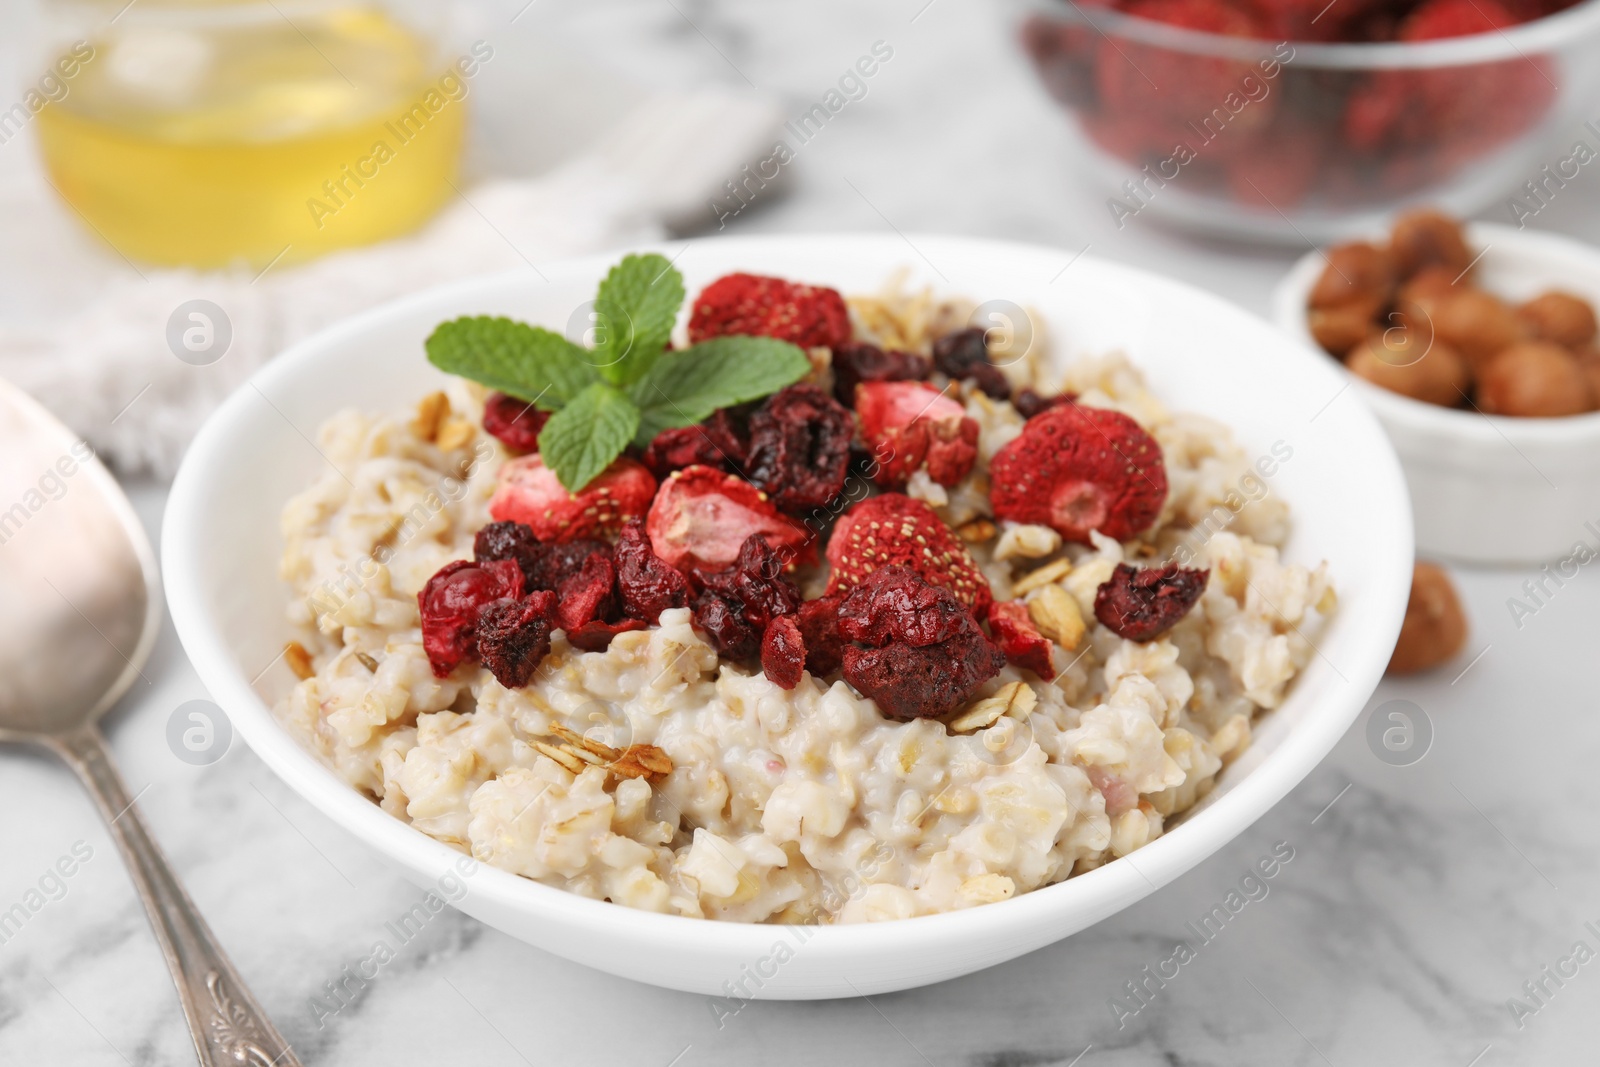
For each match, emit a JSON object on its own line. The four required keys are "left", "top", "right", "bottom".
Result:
{"left": 932, "top": 328, "right": 1010, "bottom": 399}
{"left": 692, "top": 590, "right": 762, "bottom": 660}
{"left": 476, "top": 591, "right": 558, "bottom": 687}
{"left": 696, "top": 534, "right": 803, "bottom": 630}
{"left": 556, "top": 552, "right": 618, "bottom": 633}
{"left": 745, "top": 384, "right": 854, "bottom": 514}
{"left": 761, "top": 615, "right": 806, "bottom": 690}
{"left": 795, "top": 596, "right": 845, "bottom": 677}
{"left": 1094, "top": 562, "right": 1210, "bottom": 641}
{"left": 831, "top": 342, "right": 931, "bottom": 406}
{"left": 1013, "top": 389, "right": 1075, "bottom": 420}
{"left": 640, "top": 409, "right": 748, "bottom": 478}
{"left": 482, "top": 392, "right": 549, "bottom": 453}
{"left": 615, "top": 519, "right": 690, "bottom": 623}
{"left": 842, "top": 626, "right": 1004, "bottom": 721}
{"left": 837, "top": 566, "right": 976, "bottom": 648}
{"left": 566, "top": 618, "right": 647, "bottom": 652}
{"left": 418, "top": 559, "right": 523, "bottom": 677}
{"left": 986, "top": 600, "right": 1056, "bottom": 680}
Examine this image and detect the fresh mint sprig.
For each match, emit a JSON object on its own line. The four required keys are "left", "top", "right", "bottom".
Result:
{"left": 425, "top": 253, "right": 811, "bottom": 492}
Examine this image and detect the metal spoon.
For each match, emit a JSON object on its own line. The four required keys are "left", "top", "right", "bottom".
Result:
{"left": 0, "top": 378, "right": 301, "bottom": 1067}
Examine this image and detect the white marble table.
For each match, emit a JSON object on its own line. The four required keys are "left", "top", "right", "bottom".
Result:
{"left": 6, "top": 1, "right": 1600, "bottom": 1064}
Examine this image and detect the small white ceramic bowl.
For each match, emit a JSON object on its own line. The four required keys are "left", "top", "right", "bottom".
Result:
{"left": 1274, "top": 223, "right": 1600, "bottom": 564}
{"left": 164, "top": 234, "right": 1411, "bottom": 998}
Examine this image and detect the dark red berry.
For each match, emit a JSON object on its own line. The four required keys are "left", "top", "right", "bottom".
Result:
{"left": 696, "top": 534, "right": 802, "bottom": 631}
{"left": 475, "top": 522, "right": 613, "bottom": 594}
{"left": 830, "top": 342, "right": 930, "bottom": 406}
{"left": 837, "top": 565, "right": 976, "bottom": 648}
{"left": 555, "top": 552, "right": 618, "bottom": 633}
{"left": 566, "top": 618, "right": 647, "bottom": 652}
{"left": 481, "top": 392, "right": 550, "bottom": 453}
{"left": 640, "top": 409, "right": 748, "bottom": 478}
{"left": 692, "top": 590, "right": 762, "bottom": 660}
{"left": 418, "top": 559, "right": 523, "bottom": 677}
{"left": 842, "top": 626, "right": 1004, "bottom": 721}
{"left": 476, "top": 591, "right": 558, "bottom": 687}
{"left": 795, "top": 596, "right": 845, "bottom": 677}
{"left": 986, "top": 600, "right": 1056, "bottom": 680}
{"left": 1093, "top": 563, "right": 1210, "bottom": 641}
{"left": 1013, "top": 389, "right": 1075, "bottom": 420}
{"left": 615, "top": 519, "right": 690, "bottom": 624}
{"left": 745, "top": 384, "right": 854, "bottom": 514}
{"left": 932, "top": 328, "right": 1010, "bottom": 399}
{"left": 761, "top": 615, "right": 806, "bottom": 690}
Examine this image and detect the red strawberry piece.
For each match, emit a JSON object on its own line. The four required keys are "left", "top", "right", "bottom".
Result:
{"left": 476, "top": 590, "right": 558, "bottom": 687}
{"left": 989, "top": 403, "right": 1167, "bottom": 545}
{"left": 566, "top": 618, "right": 647, "bottom": 652}
{"left": 1094, "top": 562, "right": 1209, "bottom": 641}
{"left": 795, "top": 595, "right": 845, "bottom": 677}
{"left": 986, "top": 601, "right": 1057, "bottom": 680}
{"left": 646, "top": 465, "right": 814, "bottom": 572}
{"left": 615, "top": 519, "right": 690, "bottom": 623}
{"left": 481, "top": 392, "right": 549, "bottom": 453}
{"left": 824, "top": 493, "right": 993, "bottom": 614}
{"left": 837, "top": 564, "right": 978, "bottom": 648}
{"left": 830, "top": 342, "right": 930, "bottom": 406}
{"left": 639, "top": 409, "right": 748, "bottom": 479}
{"left": 761, "top": 615, "right": 806, "bottom": 690}
{"left": 746, "top": 384, "right": 855, "bottom": 514}
{"left": 489, "top": 454, "right": 657, "bottom": 543}
{"left": 687, "top": 272, "right": 851, "bottom": 349}
{"left": 418, "top": 558, "right": 523, "bottom": 677}
{"left": 555, "top": 551, "right": 618, "bottom": 633}
{"left": 854, "top": 380, "right": 979, "bottom": 489}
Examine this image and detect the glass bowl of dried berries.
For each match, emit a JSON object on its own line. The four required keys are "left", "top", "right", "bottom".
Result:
{"left": 1020, "top": 0, "right": 1600, "bottom": 241}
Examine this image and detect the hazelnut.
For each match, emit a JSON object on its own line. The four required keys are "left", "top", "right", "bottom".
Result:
{"left": 1433, "top": 289, "right": 1523, "bottom": 371}
{"left": 1395, "top": 266, "right": 1460, "bottom": 324}
{"left": 1387, "top": 562, "right": 1468, "bottom": 675}
{"left": 1517, "top": 291, "right": 1598, "bottom": 348}
{"left": 1577, "top": 346, "right": 1600, "bottom": 403}
{"left": 1346, "top": 334, "right": 1469, "bottom": 406}
{"left": 1477, "top": 342, "right": 1593, "bottom": 416}
{"left": 1309, "top": 242, "right": 1396, "bottom": 309}
{"left": 1309, "top": 296, "right": 1381, "bottom": 357}
{"left": 1389, "top": 209, "right": 1474, "bottom": 280}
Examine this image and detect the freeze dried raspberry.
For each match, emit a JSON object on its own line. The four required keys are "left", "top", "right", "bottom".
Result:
{"left": 989, "top": 403, "right": 1167, "bottom": 544}
{"left": 474, "top": 521, "right": 610, "bottom": 593}
{"left": 830, "top": 342, "right": 930, "bottom": 406}
{"left": 746, "top": 384, "right": 854, "bottom": 513}
{"left": 843, "top": 628, "right": 1004, "bottom": 720}
{"left": 1012, "top": 389, "right": 1075, "bottom": 419}
{"left": 986, "top": 600, "right": 1056, "bottom": 680}
{"left": 476, "top": 590, "right": 558, "bottom": 688}
{"left": 761, "top": 615, "right": 806, "bottom": 690}
{"left": 687, "top": 273, "right": 851, "bottom": 349}
{"left": 418, "top": 558, "right": 523, "bottom": 677}
{"left": 854, "top": 381, "right": 980, "bottom": 488}
{"left": 825, "top": 494, "right": 993, "bottom": 613}
{"left": 640, "top": 409, "right": 748, "bottom": 478}
{"left": 566, "top": 618, "right": 647, "bottom": 652}
{"left": 489, "top": 454, "right": 657, "bottom": 542}
{"left": 837, "top": 565, "right": 978, "bottom": 648}
{"left": 795, "top": 595, "right": 845, "bottom": 677}
{"left": 931, "top": 328, "right": 1010, "bottom": 400}
{"left": 615, "top": 519, "right": 690, "bottom": 624}
{"left": 555, "top": 552, "right": 618, "bottom": 633}
{"left": 1093, "top": 562, "right": 1209, "bottom": 641}
{"left": 646, "top": 465, "right": 815, "bottom": 571}
{"left": 692, "top": 590, "right": 762, "bottom": 660}
{"left": 481, "top": 392, "right": 549, "bottom": 453}
{"left": 697, "top": 534, "right": 803, "bottom": 631}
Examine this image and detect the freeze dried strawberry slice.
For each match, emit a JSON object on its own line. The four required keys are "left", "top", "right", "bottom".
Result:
{"left": 825, "top": 493, "right": 993, "bottom": 613}
{"left": 489, "top": 454, "right": 657, "bottom": 543}
{"left": 418, "top": 558, "right": 524, "bottom": 677}
{"left": 837, "top": 565, "right": 975, "bottom": 648}
{"left": 854, "top": 381, "right": 979, "bottom": 488}
{"left": 646, "top": 465, "right": 814, "bottom": 572}
{"left": 986, "top": 600, "right": 1057, "bottom": 680}
{"left": 481, "top": 392, "right": 549, "bottom": 453}
{"left": 687, "top": 272, "right": 851, "bottom": 349}
{"left": 989, "top": 403, "right": 1166, "bottom": 545}
{"left": 1094, "top": 562, "right": 1209, "bottom": 641}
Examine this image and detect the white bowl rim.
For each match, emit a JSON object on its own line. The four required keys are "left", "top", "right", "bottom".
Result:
{"left": 1272, "top": 221, "right": 1600, "bottom": 446}
{"left": 163, "top": 232, "right": 1413, "bottom": 966}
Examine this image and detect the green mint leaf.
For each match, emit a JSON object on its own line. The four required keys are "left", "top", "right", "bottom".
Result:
{"left": 536, "top": 382, "right": 641, "bottom": 492}
{"left": 626, "top": 336, "right": 812, "bottom": 444}
{"left": 591, "top": 253, "right": 685, "bottom": 387}
{"left": 426, "top": 316, "right": 599, "bottom": 410}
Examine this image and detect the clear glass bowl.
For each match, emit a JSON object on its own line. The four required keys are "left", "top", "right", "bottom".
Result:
{"left": 1019, "top": 0, "right": 1600, "bottom": 241}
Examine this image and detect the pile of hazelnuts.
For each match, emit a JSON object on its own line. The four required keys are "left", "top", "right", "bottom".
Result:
{"left": 1307, "top": 209, "right": 1600, "bottom": 418}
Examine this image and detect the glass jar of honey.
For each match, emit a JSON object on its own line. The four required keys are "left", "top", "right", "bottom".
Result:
{"left": 33, "top": 0, "right": 470, "bottom": 269}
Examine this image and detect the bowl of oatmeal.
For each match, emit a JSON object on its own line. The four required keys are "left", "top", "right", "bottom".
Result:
{"left": 163, "top": 233, "right": 1412, "bottom": 998}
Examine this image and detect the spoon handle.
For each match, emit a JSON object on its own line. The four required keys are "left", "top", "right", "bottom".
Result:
{"left": 55, "top": 725, "right": 303, "bottom": 1067}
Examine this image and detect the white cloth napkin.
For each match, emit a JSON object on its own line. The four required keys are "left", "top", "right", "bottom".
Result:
{"left": 0, "top": 89, "right": 781, "bottom": 476}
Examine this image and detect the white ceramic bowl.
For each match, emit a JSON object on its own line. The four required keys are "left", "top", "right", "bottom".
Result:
{"left": 164, "top": 233, "right": 1412, "bottom": 998}
{"left": 1274, "top": 223, "right": 1600, "bottom": 565}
